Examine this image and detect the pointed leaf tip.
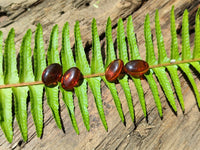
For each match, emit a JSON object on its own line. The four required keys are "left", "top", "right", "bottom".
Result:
{"left": 182, "top": 9, "right": 191, "bottom": 60}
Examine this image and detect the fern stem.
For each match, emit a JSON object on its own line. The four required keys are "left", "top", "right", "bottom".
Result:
{"left": 0, "top": 81, "right": 43, "bottom": 88}
{"left": 0, "top": 58, "right": 199, "bottom": 89}
{"left": 149, "top": 58, "right": 200, "bottom": 68}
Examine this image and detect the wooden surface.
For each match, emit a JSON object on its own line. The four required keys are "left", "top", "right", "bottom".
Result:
{"left": 0, "top": 0, "right": 200, "bottom": 149}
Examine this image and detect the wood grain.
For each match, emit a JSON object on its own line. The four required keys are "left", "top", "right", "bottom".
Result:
{"left": 0, "top": 0, "right": 200, "bottom": 149}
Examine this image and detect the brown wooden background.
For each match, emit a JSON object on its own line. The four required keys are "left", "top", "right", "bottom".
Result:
{"left": 0, "top": 0, "right": 200, "bottom": 149}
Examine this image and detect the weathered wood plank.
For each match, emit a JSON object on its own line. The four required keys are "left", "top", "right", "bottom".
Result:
{"left": 0, "top": 0, "right": 200, "bottom": 149}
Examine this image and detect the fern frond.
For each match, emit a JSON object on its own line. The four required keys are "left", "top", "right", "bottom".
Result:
{"left": 0, "top": 7, "right": 200, "bottom": 143}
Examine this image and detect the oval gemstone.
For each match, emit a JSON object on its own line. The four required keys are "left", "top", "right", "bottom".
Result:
{"left": 124, "top": 60, "right": 149, "bottom": 77}
{"left": 42, "top": 63, "right": 62, "bottom": 87}
{"left": 61, "top": 67, "right": 83, "bottom": 91}
{"left": 105, "top": 59, "right": 124, "bottom": 82}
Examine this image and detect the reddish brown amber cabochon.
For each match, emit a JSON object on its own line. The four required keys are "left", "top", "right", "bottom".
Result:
{"left": 124, "top": 60, "right": 149, "bottom": 77}
{"left": 105, "top": 59, "right": 124, "bottom": 82}
{"left": 61, "top": 67, "right": 83, "bottom": 91}
{"left": 42, "top": 63, "right": 62, "bottom": 87}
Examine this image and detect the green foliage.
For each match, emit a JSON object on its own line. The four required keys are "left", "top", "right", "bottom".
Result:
{"left": 193, "top": 8, "right": 200, "bottom": 59}
{"left": 127, "top": 16, "right": 147, "bottom": 118}
{"left": 74, "top": 21, "right": 90, "bottom": 131}
{"left": 154, "top": 10, "right": 177, "bottom": 112}
{"left": 169, "top": 6, "right": 184, "bottom": 111}
{"left": 179, "top": 10, "right": 200, "bottom": 107}
{"left": 18, "top": 29, "right": 34, "bottom": 141}
{"left": 105, "top": 17, "right": 125, "bottom": 123}
{"left": 31, "top": 24, "right": 46, "bottom": 137}
{"left": 91, "top": 18, "right": 108, "bottom": 130}
{"left": 117, "top": 18, "right": 135, "bottom": 121}
{"left": 61, "top": 22, "right": 79, "bottom": 134}
{"left": 46, "top": 25, "right": 62, "bottom": 129}
{"left": 0, "top": 7, "right": 200, "bottom": 143}
{"left": 155, "top": 10, "right": 170, "bottom": 64}
{"left": 0, "top": 31, "right": 13, "bottom": 143}
{"left": 144, "top": 15, "right": 163, "bottom": 116}
{"left": 170, "top": 6, "right": 180, "bottom": 61}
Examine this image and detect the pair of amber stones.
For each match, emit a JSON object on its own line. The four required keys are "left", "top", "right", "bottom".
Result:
{"left": 42, "top": 59, "right": 149, "bottom": 91}
{"left": 42, "top": 64, "right": 83, "bottom": 90}
{"left": 105, "top": 59, "right": 149, "bottom": 82}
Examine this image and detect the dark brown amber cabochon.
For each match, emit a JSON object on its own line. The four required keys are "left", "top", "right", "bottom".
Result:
{"left": 105, "top": 59, "right": 124, "bottom": 82}
{"left": 124, "top": 60, "right": 149, "bottom": 77}
{"left": 42, "top": 63, "right": 62, "bottom": 87}
{"left": 61, "top": 67, "right": 83, "bottom": 91}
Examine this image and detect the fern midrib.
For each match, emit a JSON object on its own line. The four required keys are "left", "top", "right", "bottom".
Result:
{"left": 0, "top": 58, "right": 199, "bottom": 89}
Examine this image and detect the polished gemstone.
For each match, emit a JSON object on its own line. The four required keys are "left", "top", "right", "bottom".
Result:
{"left": 105, "top": 59, "right": 124, "bottom": 82}
{"left": 61, "top": 67, "right": 83, "bottom": 91}
{"left": 124, "top": 60, "right": 149, "bottom": 77}
{"left": 42, "top": 63, "right": 62, "bottom": 87}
